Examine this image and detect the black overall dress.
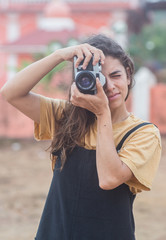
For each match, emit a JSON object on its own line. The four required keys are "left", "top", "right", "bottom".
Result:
{"left": 35, "top": 146, "right": 136, "bottom": 240}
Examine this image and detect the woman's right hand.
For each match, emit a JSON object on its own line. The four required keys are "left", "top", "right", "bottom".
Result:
{"left": 59, "top": 43, "right": 105, "bottom": 69}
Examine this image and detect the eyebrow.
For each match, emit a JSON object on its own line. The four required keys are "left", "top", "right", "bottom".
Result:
{"left": 110, "top": 70, "right": 122, "bottom": 76}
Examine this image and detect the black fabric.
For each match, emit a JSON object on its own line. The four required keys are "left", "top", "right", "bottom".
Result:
{"left": 35, "top": 147, "right": 136, "bottom": 240}
{"left": 116, "top": 122, "right": 152, "bottom": 152}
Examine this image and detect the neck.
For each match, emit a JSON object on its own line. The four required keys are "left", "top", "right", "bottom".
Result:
{"left": 111, "top": 105, "right": 130, "bottom": 124}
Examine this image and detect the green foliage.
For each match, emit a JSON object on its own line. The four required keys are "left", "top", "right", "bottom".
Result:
{"left": 128, "top": 12, "right": 166, "bottom": 71}
{"left": 41, "top": 61, "right": 67, "bottom": 84}
{"left": 18, "top": 40, "right": 76, "bottom": 88}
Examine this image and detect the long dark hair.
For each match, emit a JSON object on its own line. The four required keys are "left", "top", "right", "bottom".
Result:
{"left": 50, "top": 34, "right": 135, "bottom": 169}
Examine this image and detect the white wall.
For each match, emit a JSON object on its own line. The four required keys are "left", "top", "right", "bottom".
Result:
{"left": 132, "top": 67, "right": 157, "bottom": 120}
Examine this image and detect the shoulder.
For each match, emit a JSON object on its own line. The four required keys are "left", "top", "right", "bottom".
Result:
{"left": 39, "top": 95, "right": 67, "bottom": 108}
{"left": 113, "top": 114, "right": 161, "bottom": 148}
{"left": 39, "top": 95, "right": 68, "bottom": 118}
{"left": 34, "top": 96, "right": 68, "bottom": 140}
{"left": 128, "top": 114, "right": 161, "bottom": 146}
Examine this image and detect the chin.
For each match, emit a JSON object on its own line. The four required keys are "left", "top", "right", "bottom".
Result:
{"left": 109, "top": 99, "right": 124, "bottom": 111}
{"left": 109, "top": 103, "right": 120, "bottom": 111}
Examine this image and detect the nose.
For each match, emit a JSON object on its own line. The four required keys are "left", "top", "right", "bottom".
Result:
{"left": 105, "top": 78, "right": 115, "bottom": 92}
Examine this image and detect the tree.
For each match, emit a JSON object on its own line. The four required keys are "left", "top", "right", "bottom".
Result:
{"left": 18, "top": 38, "right": 78, "bottom": 94}
{"left": 128, "top": 11, "right": 166, "bottom": 74}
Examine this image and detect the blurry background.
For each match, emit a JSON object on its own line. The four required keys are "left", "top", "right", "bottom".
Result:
{"left": 0, "top": 0, "right": 166, "bottom": 239}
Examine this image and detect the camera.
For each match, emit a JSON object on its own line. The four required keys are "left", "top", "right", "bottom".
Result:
{"left": 74, "top": 56, "right": 106, "bottom": 95}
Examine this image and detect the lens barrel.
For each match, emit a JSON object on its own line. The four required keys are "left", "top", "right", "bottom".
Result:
{"left": 75, "top": 71, "right": 96, "bottom": 92}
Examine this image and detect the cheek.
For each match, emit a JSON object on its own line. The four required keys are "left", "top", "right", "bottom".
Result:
{"left": 120, "top": 80, "right": 129, "bottom": 98}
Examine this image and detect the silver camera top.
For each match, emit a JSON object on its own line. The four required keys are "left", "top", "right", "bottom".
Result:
{"left": 74, "top": 56, "right": 106, "bottom": 95}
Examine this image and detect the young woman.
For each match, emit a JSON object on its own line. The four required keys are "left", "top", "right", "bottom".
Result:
{"left": 1, "top": 34, "right": 161, "bottom": 240}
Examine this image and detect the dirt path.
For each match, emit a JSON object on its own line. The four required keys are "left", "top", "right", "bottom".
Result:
{"left": 0, "top": 137, "right": 165, "bottom": 240}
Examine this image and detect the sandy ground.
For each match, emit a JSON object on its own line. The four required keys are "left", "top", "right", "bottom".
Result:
{"left": 0, "top": 137, "right": 166, "bottom": 240}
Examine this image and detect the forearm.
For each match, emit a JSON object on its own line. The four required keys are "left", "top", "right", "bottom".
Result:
{"left": 96, "top": 109, "right": 128, "bottom": 190}
{"left": 1, "top": 49, "right": 64, "bottom": 100}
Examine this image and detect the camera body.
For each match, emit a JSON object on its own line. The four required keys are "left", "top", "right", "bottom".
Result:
{"left": 74, "top": 56, "right": 106, "bottom": 95}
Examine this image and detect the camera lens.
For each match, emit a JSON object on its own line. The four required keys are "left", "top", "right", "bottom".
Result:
{"left": 79, "top": 77, "right": 91, "bottom": 88}
{"left": 76, "top": 71, "right": 96, "bottom": 91}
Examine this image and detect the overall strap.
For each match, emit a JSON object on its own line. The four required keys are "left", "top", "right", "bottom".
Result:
{"left": 116, "top": 122, "right": 152, "bottom": 153}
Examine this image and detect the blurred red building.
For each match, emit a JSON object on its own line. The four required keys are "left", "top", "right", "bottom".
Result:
{"left": 0, "top": 0, "right": 139, "bottom": 87}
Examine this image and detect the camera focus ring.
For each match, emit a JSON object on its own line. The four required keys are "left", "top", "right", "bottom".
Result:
{"left": 75, "top": 71, "right": 96, "bottom": 92}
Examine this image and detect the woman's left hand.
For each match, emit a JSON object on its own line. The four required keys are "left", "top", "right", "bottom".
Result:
{"left": 70, "top": 78, "right": 109, "bottom": 117}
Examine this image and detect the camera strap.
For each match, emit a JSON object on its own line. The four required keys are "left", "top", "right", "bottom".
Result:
{"left": 116, "top": 122, "right": 153, "bottom": 153}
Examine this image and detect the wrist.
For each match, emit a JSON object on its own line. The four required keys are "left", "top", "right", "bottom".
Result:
{"left": 96, "top": 105, "right": 111, "bottom": 119}
{"left": 96, "top": 106, "right": 113, "bottom": 133}
{"left": 51, "top": 49, "right": 65, "bottom": 62}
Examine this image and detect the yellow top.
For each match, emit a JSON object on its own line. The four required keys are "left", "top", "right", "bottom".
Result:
{"left": 34, "top": 95, "right": 161, "bottom": 194}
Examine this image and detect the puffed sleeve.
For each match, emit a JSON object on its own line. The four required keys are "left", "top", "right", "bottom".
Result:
{"left": 34, "top": 95, "right": 67, "bottom": 141}
{"left": 118, "top": 125, "right": 161, "bottom": 194}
